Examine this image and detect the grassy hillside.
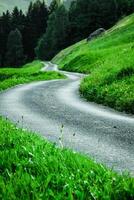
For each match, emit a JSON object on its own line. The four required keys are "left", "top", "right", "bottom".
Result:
{"left": 53, "top": 14, "right": 134, "bottom": 114}
{"left": 0, "top": 62, "right": 133, "bottom": 199}
{"left": 0, "top": 117, "right": 134, "bottom": 199}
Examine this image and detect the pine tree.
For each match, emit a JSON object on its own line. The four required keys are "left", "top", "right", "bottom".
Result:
{"left": 0, "top": 11, "right": 11, "bottom": 67}
{"left": 5, "top": 29, "right": 25, "bottom": 67}
{"left": 36, "top": 5, "right": 69, "bottom": 60}
{"left": 49, "top": 0, "right": 63, "bottom": 13}
{"left": 23, "top": 0, "right": 49, "bottom": 60}
{"left": 49, "top": 0, "right": 59, "bottom": 14}
{"left": 116, "top": 0, "right": 134, "bottom": 17}
{"left": 68, "top": 0, "right": 79, "bottom": 43}
{"left": 95, "top": 0, "right": 118, "bottom": 28}
{"left": 68, "top": 0, "right": 118, "bottom": 42}
{"left": 11, "top": 6, "right": 25, "bottom": 31}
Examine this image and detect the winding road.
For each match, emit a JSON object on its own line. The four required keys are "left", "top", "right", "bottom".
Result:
{"left": 0, "top": 62, "right": 134, "bottom": 174}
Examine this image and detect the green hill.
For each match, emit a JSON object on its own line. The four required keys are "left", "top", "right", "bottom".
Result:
{"left": 0, "top": 63, "right": 133, "bottom": 199}
{"left": 53, "top": 14, "right": 134, "bottom": 114}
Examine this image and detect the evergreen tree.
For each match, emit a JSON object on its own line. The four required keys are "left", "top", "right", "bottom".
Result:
{"left": 52, "top": 5, "right": 69, "bottom": 51}
{"left": 92, "top": 0, "right": 118, "bottom": 28}
{"left": 116, "top": 0, "right": 134, "bottom": 17}
{"left": 49, "top": 0, "right": 63, "bottom": 13}
{"left": 68, "top": 0, "right": 118, "bottom": 42}
{"left": 11, "top": 7, "right": 25, "bottom": 31}
{"left": 0, "top": 11, "right": 11, "bottom": 67}
{"left": 49, "top": 0, "right": 58, "bottom": 14}
{"left": 36, "top": 5, "right": 69, "bottom": 60}
{"left": 68, "top": 0, "right": 79, "bottom": 43}
{"left": 1, "top": 0, "right": 134, "bottom": 67}
{"left": 5, "top": 29, "right": 25, "bottom": 67}
{"left": 23, "top": 0, "right": 49, "bottom": 60}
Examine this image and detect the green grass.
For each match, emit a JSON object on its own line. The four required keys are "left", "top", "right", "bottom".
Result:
{"left": 53, "top": 14, "right": 134, "bottom": 113}
{"left": 0, "top": 60, "right": 64, "bottom": 91}
{"left": 0, "top": 50, "right": 134, "bottom": 198}
{"left": 0, "top": 117, "right": 134, "bottom": 199}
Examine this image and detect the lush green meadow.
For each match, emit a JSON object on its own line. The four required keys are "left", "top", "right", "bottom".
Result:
{"left": 0, "top": 60, "right": 134, "bottom": 199}
{"left": 0, "top": 117, "right": 134, "bottom": 199}
{"left": 0, "top": 60, "right": 64, "bottom": 91}
{"left": 53, "top": 14, "right": 134, "bottom": 113}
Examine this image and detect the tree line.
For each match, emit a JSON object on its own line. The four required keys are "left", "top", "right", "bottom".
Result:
{"left": 0, "top": 0, "right": 49, "bottom": 67}
{"left": 0, "top": 0, "right": 134, "bottom": 67}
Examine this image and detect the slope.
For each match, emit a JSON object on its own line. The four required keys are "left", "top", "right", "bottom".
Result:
{"left": 0, "top": 62, "right": 134, "bottom": 199}
{"left": 53, "top": 14, "right": 134, "bottom": 114}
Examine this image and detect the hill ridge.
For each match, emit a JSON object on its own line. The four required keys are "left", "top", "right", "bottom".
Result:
{"left": 53, "top": 14, "right": 134, "bottom": 114}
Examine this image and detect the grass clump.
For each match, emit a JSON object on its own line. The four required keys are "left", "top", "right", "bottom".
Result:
{"left": 0, "top": 117, "right": 134, "bottom": 199}
{"left": 53, "top": 14, "right": 134, "bottom": 113}
{"left": 0, "top": 60, "right": 64, "bottom": 91}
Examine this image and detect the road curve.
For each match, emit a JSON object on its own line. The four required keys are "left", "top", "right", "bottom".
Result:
{"left": 0, "top": 62, "right": 134, "bottom": 175}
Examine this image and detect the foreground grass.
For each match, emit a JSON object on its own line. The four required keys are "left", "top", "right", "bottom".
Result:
{"left": 0, "top": 60, "right": 64, "bottom": 91}
{"left": 0, "top": 60, "right": 134, "bottom": 199}
{"left": 0, "top": 117, "right": 134, "bottom": 199}
{"left": 53, "top": 14, "right": 134, "bottom": 114}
